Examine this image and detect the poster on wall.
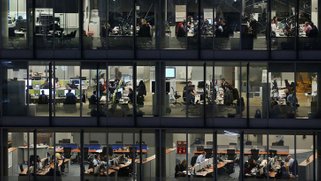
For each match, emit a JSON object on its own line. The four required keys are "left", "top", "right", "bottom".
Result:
{"left": 175, "top": 5, "right": 186, "bottom": 22}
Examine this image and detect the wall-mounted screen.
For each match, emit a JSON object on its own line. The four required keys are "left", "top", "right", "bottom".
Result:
{"left": 165, "top": 67, "right": 176, "bottom": 79}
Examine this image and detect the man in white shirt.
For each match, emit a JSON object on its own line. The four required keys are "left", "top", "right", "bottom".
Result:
{"left": 196, "top": 151, "right": 206, "bottom": 164}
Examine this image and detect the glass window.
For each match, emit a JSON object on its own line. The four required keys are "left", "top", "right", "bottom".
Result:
{"left": 6, "top": 131, "right": 33, "bottom": 180}
{"left": 35, "top": 0, "right": 79, "bottom": 49}
{"left": 136, "top": 0, "right": 156, "bottom": 49}
{"left": 54, "top": 63, "right": 81, "bottom": 117}
{"left": 269, "top": 63, "right": 295, "bottom": 119}
{"left": 2, "top": 0, "right": 30, "bottom": 49}
{"left": 218, "top": 130, "right": 240, "bottom": 180}
{"left": 83, "top": 132, "right": 107, "bottom": 180}
{"left": 271, "top": 0, "right": 297, "bottom": 50}
{"left": 2, "top": 62, "right": 28, "bottom": 116}
{"left": 137, "top": 65, "right": 155, "bottom": 116}
{"left": 213, "top": 0, "right": 241, "bottom": 50}
{"left": 160, "top": 0, "right": 199, "bottom": 49}
{"left": 210, "top": 63, "right": 243, "bottom": 118}
{"left": 299, "top": 0, "right": 320, "bottom": 50}
{"left": 242, "top": 0, "right": 268, "bottom": 50}
{"left": 296, "top": 134, "right": 314, "bottom": 180}
{"left": 108, "top": 132, "right": 139, "bottom": 180}
{"left": 243, "top": 133, "right": 267, "bottom": 180}
{"left": 107, "top": 0, "right": 134, "bottom": 49}
{"left": 107, "top": 66, "right": 133, "bottom": 117}
{"left": 249, "top": 63, "right": 268, "bottom": 119}
{"left": 55, "top": 132, "right": 81, "bottom": 180}
{"left": 165, "top": 132, "right": 187, "bottom": 179}
{"left": 81, "top": 63, "right": 99, "bottom": 117}
{"left": 83, "top": 0, "right": 107, "bottom": 50}
{"left": 140, "top": 133, "right": 156, "bottom": 180}
{"left": 29, "top": 62, "right": 52, "bottom": 117}
{"left": 201, "top": 0, "right": 214, "bottom": 49}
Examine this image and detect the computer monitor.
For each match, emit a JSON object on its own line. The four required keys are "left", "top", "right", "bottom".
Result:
{"left": 64, "top": 89, "right": 75, "bottom": 95}
{"left": 165, "top": 67, "right": 176, "bottom": 79}
{"left": 151, "top": 81, "right": 156, "bottom": 93}
{"left": 197, "top": 81, "right": 205, "bottom": 89}
{"left": 70, "top": 79, "right": 80, "bottom": 86}
{"left": 40, "top": 89, "right": 50, "bottom": 96}
{"left": 56, "top": 90, "right": 65, "bottom": 97}
{"left": 166, "top": 82, "right": 170, "bottom": 93}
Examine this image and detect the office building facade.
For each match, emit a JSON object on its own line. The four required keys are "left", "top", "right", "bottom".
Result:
{"left": 1, "top": 0, "right": 321, "bottom": 180}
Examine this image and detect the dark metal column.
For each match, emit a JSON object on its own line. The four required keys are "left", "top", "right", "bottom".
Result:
{"left": 155, "top": 129, "right": 165, "bottom": 180}
{"left": 239, "top": 131, "right": 244, "bottom": 181}
{"left": 80, "top": 130, "right": 84, "bottom": 181}
{"left": 317, "top": 132, "right": 321, "bottom": 180}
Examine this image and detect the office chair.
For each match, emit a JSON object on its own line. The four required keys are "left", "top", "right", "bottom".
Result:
{"left": 251, "top": 149, "right": 260, "bottom": 160}
{"left": 269, "top": 150, "right": 277, "bottom": 157}
{"left": 63, "top": 147, "right": 72, "bottom": 159}
{"left": 227, "top": 149, "right": 236, "bottom": 160}
{"left": 171, "top": 87, "right": 182, "bottom": 105}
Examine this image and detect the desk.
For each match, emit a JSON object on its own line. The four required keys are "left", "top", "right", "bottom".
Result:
{"left": 193, "top": 150, "right": 289, "bottom": 156}
{"left": 55, "top": 147, "right": 102, "bottom": 153}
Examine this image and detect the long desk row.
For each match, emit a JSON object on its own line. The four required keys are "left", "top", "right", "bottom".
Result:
{"left": 19, "top": 158, "right": 70, "bottom": 176}
{"left": 194, "top": 150, "right": 289, "bottom": 156}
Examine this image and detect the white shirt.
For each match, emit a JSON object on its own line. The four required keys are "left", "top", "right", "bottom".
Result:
{"left": 196, "top": 154, "right": 205, "bottom": 164}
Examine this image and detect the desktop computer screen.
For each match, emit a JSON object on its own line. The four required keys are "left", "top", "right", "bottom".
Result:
{"left": 165, "top": 67, "right": 176, "bottom": 79}
{"left": 70, "top": 79, "right": 80, "bottom": 86}
{"left": 64, "top": 89, "right": 76, "bottom": 95}
{"left": 40, "top": 89, "right": 50, "bottom": 96}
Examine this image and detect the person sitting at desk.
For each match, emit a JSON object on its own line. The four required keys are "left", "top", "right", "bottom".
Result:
{"left": 89, "top": 91, "right": 98, "bottom": 105}
{"left": 38, "top": 90, "right": 49, "bottom": 104}
{"left": 196, "top": 151, "right": 206, "bottom": 164}
{"left": 183, "top": 81, "right": 196, "bottom": 104}
{"left": 175, "top": 159, "right": 187, "bottom": 177}
{"left": 41, "top": 79, "right": 50, "bottom": 89}
{"left": 287, "top": 155, "right": 298, "bottom": 177}
{"left": 64, "top": 89, "right": 77, "bottom": 104}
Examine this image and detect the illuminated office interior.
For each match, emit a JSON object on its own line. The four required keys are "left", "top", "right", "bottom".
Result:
{"left": 2, "top": 0, "right": 321, "bottom": 181}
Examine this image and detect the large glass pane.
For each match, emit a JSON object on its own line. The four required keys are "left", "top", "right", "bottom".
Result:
{"left": 214, "top": 0, "right": 241, "bottom": 50}
{"left": 108, "top": 132, "right": 138, "bottom": 180}
{"left": 242, "top": 0, "right": 268, "bottom": 50}
{"left": 35, "top": 0, "right": 79, "bottom": 49}
{"left": 271, "top": 0, "right": 297, "bottom": 50}
{"left": 107, "top": 66, "right": 133, "bottom": 117}
{"left": 136, "top": 0, "right": 156, "bottom": 49}
{"left": 189, "top": 132, "right": 213, "bottom": 180}
{"left": 243, "top": 133, "right": 267, "bottom": 180}
{"left": 165, "top": 133, "right": 187, "bottom": 180}
{"left": 161, "top": 0, "right": 193, "bottom": 49}
{"left": 217, "top": 131, "right": 240, "bottom": 180}
{"left": 296, "top": 134, "right": 314, "bottom": 180}
{"left": 55, "top": 132, "right": 81, "bottom": 181}
{"left": 249, "top": 63, "right": 268, "bottom": 118}
{"left": 164, "top": 65, "right": 186, "bottom": 117}
{"left": 187, "top": 65, "right": 204, "bottom": 117}
{"left": 54, "top": 63, "right": 81, "bottom": 117}
{"left": 81, "top": 64, "right": 99, "bottom": 117}
{"left": 137, "top": 65, "right": 155, "bottom": 116}
{"left": 140, "top": 133, "right": 156, "bottom": 180}
{"left": 1, "top": 62, "right": 28, "bottom": 116}
{"left": 83, "top": 132, "right": 107, "bottom": 181}
{"left": 212, "top": 63, "right": 242, "bottom": 118}
{"left": 201, "top": 0, "right": 214, "bottom": 49}
{"left": 29, "top": 62, "right": 51, "bottom": 117}
{"left": 83, "top": 0, "right": 107, "bottom": 50}
{"left": 6, "top": 132, "right": 32, "bottom": 181}
{"left": 298, "top": 0, "right": 320, "bottom": 50}
{"left": 35, "top": 131, "right": 53, "bottom": 181}
{"left": 2, "top": 0, "right": 29, "bottom": 49}
{"left": 107, "top": 0, "right": 134, "bottom": 49}
{"left": 205, "top": 64, "right": 215, "bottom": 119}
{"left": 268, "top": 134, "right": 295, "bottom": 180}
{"left": 269, "top": 64, "right": 295, "bottom": 119}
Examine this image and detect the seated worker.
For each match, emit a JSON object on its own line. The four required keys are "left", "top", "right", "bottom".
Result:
{"left": 64, "top": 89, "right": 77, "bottom": 104}
{"left": 89, "top": 91, "right": 98, "bottom": 106}
{"left": 287, "top": 155, "right": 298, "bottom": 177}
{"left": 183, "top": 81, "right": 196, "bottom": 104}
{"left": 38, "top": 90, "right": 49, "bottom": 104}
{"left": 41, "top": 79, "right": 50, "bottom": 89}
{"left": 54, "top": 152, "right": 65, "bottom": 172}
{"left": 196, "top": 151, "right": 206, "bottom": 164}
{"left": 175, "top": 159, "right": 187, "bottom": 177}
